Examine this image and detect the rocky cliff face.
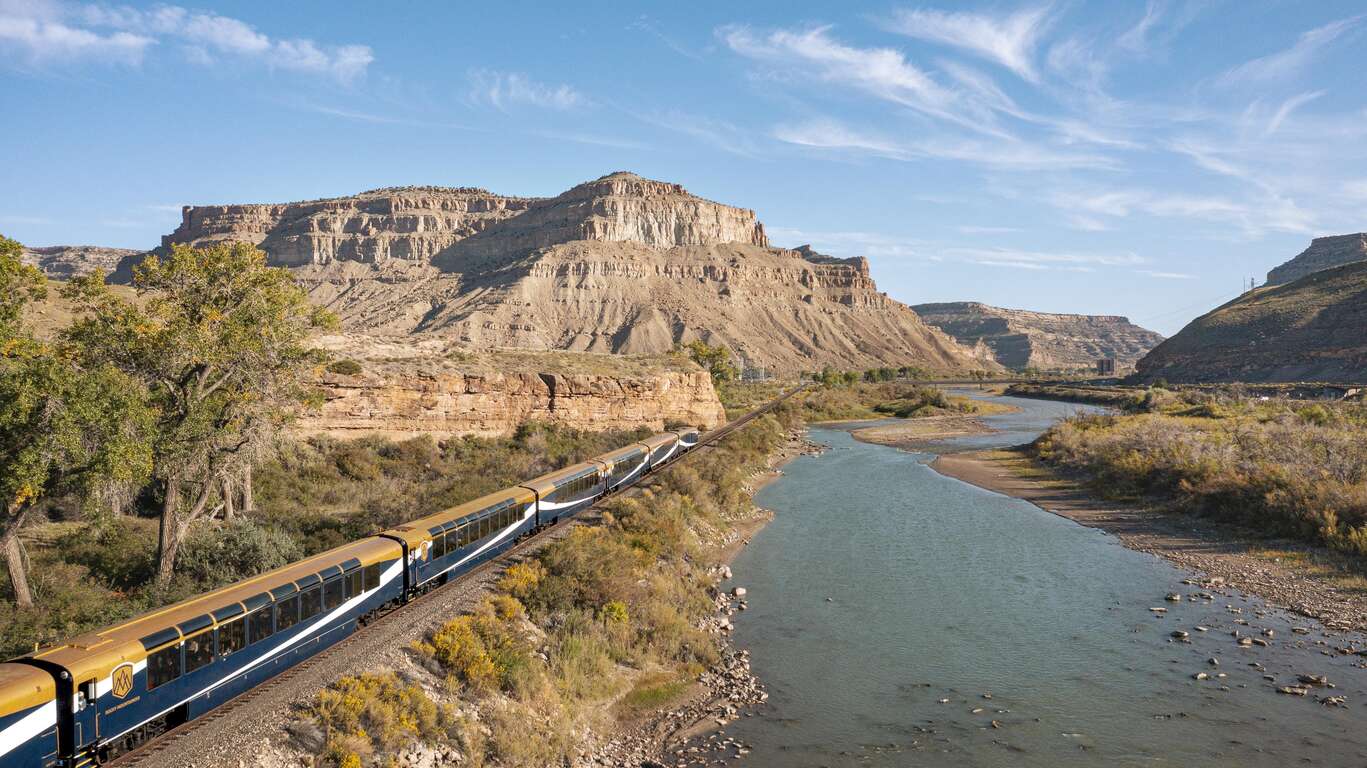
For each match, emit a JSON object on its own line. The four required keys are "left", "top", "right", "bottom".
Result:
{"left": 162, "top": 173, "right": 988, "bottom": 374}
{"left": 163, "top": 186, "right": 538, "bottom": 267}
{"left": 911, "top": 302, "right": 1163, "bottom": 371}
{"left": 298, "top": 337, "right": 725, "bottom": 438}
{"left": 1135, "top": 260, "right": 1367, "bottom": 383}
{"left": 22, "top": 245, "right": 142, "bottom": 279}
{"left": 1266, "top": 233, "right": 1367, "bottom": 286}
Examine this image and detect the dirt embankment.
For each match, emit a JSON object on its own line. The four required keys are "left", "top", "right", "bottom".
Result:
{"left": 932, "top": 448, "right": 1367, "bottom": 633}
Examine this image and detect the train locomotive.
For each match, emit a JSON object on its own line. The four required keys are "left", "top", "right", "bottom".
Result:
{"left": 0, "top": 427, "right": 701, "bottom": 767}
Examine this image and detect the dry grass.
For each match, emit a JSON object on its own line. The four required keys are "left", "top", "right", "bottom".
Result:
{"left": 1036, "top": 394, "right": 1367, "bottom": 558}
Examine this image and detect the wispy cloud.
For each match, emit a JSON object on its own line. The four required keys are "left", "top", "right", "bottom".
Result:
{"left": 958, "top": 225, "right": 1021, "bottom": 235}
{"left": 773, "top": 117, "right": 1110, "bottom": 170}
{"left": 1138, "top": 269, "right": 1195, "bottom": 279}
{"left": 1265, "top": 89, "right": 1325, "bottom": 135}
{"left": 0, "top": 2, "right": 373, "bottom": 80}
{"left": 936, "top": 246, "right": 1144, "bottom": 271}
{"left": 1218, "top": 16, "right": 1362, "bottom": 85}
{"left": 0, "top": 3, "right": 152, "bottom": 64}
{"left": 633, "top": 109, "right": 758, "bottom": 156}
{"left": 720, "top": 24, "right": 1003, "bottom": 135}
{"left": 1046, "top": 184, "right": 1316, "bottom": 236}
{"left": 468, "top": 69, "right": 583, "bottom": 111}
{"left": 880, "top": 5, "right": 1053, "bottom": 82}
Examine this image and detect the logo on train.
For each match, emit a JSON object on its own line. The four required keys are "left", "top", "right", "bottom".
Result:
{"left": 112, "top": 663, "right": 134, "bottom": 699}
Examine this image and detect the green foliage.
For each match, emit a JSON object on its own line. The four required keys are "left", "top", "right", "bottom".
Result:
{"left": 312, "top": 672, "right": 457, "bottom": 763}
{"left": 62, "top": 242, "right": 337, "bottom": 582}
{"left": 683, "top": 340, "right": 738, "bottom": 383}
{"left": 1036, "top": 401, "right": 1367, "bottom": 557}
{"left": 0, "top": 235, "right": 47, "bottom": 336}
{"left": 174, "top": 518, "right": 303, "bottom": 590}
{"left": 327, "top": 359, "right": 363, "bottom": 376}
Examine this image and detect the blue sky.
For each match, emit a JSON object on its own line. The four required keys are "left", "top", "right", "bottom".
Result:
{"left": 3, "top": 1, "right": 1366, "bottom": 335}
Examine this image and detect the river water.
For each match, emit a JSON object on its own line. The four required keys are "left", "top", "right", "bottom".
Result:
{"left": 722, "top": 393, "right": 1367, "bottom": 767}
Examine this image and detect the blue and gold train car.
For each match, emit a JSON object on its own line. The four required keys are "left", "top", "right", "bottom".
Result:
{"left": 0, "top": 428, "right": 706, "bottom": 767}
{"left": 2, "top": 538, "right": 403, "bottom": 765}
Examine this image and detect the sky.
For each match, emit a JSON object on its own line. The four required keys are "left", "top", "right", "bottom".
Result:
{"left": 3, "top": 1, "right": 1366, "bottom": 335}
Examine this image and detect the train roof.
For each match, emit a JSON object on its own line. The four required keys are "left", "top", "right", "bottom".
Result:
{"left": 594, "top": 442, "right": 648, "bottom": 465}
{"left": 384, "top": 486, "right": 536, "bottom": 548}
{"left": 25, "top": 536, "right": 401, "bottom": 681}
{"left": 0, "top": 663, "right": 54, "bottom": 717}
{"left": 640, "top": 432, "right": 678, "bottom": 449}
{"left": 519, "top": 460, "right": 603, "bottom": 495}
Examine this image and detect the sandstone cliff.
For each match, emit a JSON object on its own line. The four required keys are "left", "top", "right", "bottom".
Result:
{"left": 1134, "top": 260, "right": 1367, "bottom": 383}
{"left": 1266, "top": 233, "right": 1367, "bottom": 286}
{"left": 22, "top": 245, "right": 142, "bottom": 280}
{"left": 911, "top": 302, "right": 1163, "bottom": 371}
{"left": 300, "top": 336, "right": 725, "bottom": 438}
{"left": 164, "top": 173, "right": 988, "bottom": 374}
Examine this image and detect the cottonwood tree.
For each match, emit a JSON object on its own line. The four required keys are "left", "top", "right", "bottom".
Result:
{"left": 64, "top": 242, "right": 336, "bottom": 585}
{"left": 0, "top": 235, "right": 155, "bottom": 606}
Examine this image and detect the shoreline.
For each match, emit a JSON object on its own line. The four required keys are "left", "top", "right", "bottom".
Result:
{"left": 931, "top": 447, "right": 1367, "bottom": 634}
{"left": 585, "top": 425, "right": 825, "bottom": 768}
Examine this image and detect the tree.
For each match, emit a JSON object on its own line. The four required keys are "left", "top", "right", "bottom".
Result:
{"left": 685, "top": 340, "right": 739, "bottom": 384}
{"left": 64, "top": 242, "right": 336, "bottom": 585}
{"left": 0, "top": 235, "right": 155, "bottom": 606}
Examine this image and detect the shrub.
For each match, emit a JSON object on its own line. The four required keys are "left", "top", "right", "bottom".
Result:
{"left": 327, "top": 359, "right": 364, "bottom": 376}
{"left": 312, "top": 672, "right": 455, "bottom": 762}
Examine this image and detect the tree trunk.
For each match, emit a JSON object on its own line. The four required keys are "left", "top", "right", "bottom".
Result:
{"left": 241, "top": 464, "right": 255, "bottom": 515}
{"left": 1, "top": 503, "right": 33, "bottom": 608}
{"left": 155, "top": 475, "right": 217, "bottom": 586}
{"left": 155, "top": 479, "right": 181, "bottom": 587}
{"left": 221, "top": 476, "right": 235, "bottom": 521}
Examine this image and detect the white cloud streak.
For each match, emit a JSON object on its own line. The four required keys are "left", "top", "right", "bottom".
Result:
{"left": 1, "top": 1, "right": 373, "bottom": 80}
{"left": 468, "top": 70, "right": 583, "bottom": 110}
{"left": 1219, "top": 16, "right": 1361, "bottom": 85}
{"left": 880, "top": 5, "right": 1053, "bottom": 82}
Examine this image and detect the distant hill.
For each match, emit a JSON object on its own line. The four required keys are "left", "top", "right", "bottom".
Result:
{"left": 1134, "top": 260, "right": 1367, "bottom": 383}
{"left": 1266, "top": 233, "right": 1367, "bottom": 286}
{"left": 160, "top": 172, "right": 993, "bottom": 374}
{"left": 22, "top": 245, "right": 142, "bottom": 280}
{"left": 910, "top": 301, "right": 1163, "bottom": 371}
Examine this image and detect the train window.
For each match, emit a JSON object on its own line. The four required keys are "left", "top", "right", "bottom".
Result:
{"left": 323, "top": 577, "right": 343, "bottom": 610}
{"left": 218, "top": 618, "right": 246, "bottom": 656}
{"left": 431, "top": 532, "right": 446, "bottom": 560}
{"left": 147, "top": 645, "right": 181, "bottom": 690}
{"left": 300, "top": 586, "right": 322, "bottom": 621}
{"left": 364, "top": 563, "right": 381, "bottom": 591}
{"left": 248, "top": 607, "right": 273, "bottom": 644}
{"left": 276, "top": 595, "right": 300, "bottom": 631}
{"left": 443, "top": 530, "right": 457, "bottom": 553}
{"left": 348, "top": 570, "right": 362, "bottom": 598}
{"left": 184, "top": 634, "right": 213, "bottom": 673}
{"left": 459, "top": 522, "right": 472, "bottom": 547}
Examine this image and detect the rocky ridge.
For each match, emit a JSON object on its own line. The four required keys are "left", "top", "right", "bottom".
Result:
{"left": 1135, "top": 260, "right": 1367, "bottom": 383}
{"left": 22, "top": 244, "right": 142, "bottom": 280}
{"left": 1266, "top": 233, "right": 1367, "bottom": 286}
{"left": 300, "top": 336, "right": 725, "bottom": 438}
{"left": 163, "top": 173, "right": 989, "bottom": 373}
{"left": 911, "top": 301, "right": 1163, "bottom": 371}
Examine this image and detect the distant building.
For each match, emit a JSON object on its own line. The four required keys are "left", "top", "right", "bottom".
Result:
{"left": 1096, "top": 358, "right": 1116, "bottom": 376}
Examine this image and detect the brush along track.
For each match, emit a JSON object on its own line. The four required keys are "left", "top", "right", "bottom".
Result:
{"left": 109, "top": 386, "right": 802, "bottom": 768}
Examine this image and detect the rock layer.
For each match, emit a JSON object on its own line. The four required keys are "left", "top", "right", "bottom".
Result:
{"left": 912, "top": 302, "right": 1163, "bottom": 371}
{"left": 299, "top": 337, "right": 725, "bottom": 438}
{"left": 1266, "top": 233, "right": 1367, "bottom": 286}
{"left": 164, "top": 173, "right": 987, "bottom": 373}
{"left": 22, "top": 245, "right": 142, "bottom": 279}
{"left": 1135, "top": 260, "right": 1367, "bottom": 383}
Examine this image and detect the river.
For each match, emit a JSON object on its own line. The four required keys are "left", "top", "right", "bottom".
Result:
{"left": 720, "top": 392, "right": 1367, "bottom": 767}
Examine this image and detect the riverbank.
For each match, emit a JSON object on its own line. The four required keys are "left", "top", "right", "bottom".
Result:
{"left": 584, "top": 425, "right": 824, "bottom": 768}
{"left": 932, "top": 447, "right": 1367, "bottom": 633}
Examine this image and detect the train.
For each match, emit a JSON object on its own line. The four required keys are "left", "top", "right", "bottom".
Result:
{"left": 0, "top": 427, "right": 701, "bottom": 767}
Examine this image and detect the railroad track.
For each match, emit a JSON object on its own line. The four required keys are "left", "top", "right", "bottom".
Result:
{"left": 104, "top": 385, "right": 804, "bottom": 767}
